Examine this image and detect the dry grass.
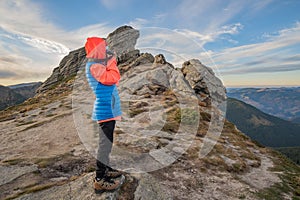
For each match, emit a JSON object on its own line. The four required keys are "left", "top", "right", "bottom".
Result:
{"left": 256, "top": 149, "right": 300, "bottom": 199}
{"left": 33, "top": 152, "right": 74, "bottom": 168}
{"left": 4, "top": 182, "right": 57, "bottom": 200}
{"left": 0, "top": 77, "right": 75, "bottom": 122}
{"left": 3, "top": 158, "right": 26, "bottom": 165}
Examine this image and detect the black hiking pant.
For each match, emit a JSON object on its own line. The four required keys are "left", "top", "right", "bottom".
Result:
{"left": 96, "top": 120, "right": 115, "bottom": 179}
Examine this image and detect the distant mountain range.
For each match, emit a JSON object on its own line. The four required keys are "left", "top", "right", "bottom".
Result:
{"left": 226, "top": 97, "right": 300, "bottom": 148}
{"left": 227, "top": 87, "right": 300, "bottom": 122}
{"left": 291, "top": 117, "right": 300, "bottom": 124}
{"left": 0, "top": 82, "right": 42, "bottom": 110}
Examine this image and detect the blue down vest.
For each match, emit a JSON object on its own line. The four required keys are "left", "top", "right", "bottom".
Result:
{"left": 85, "top": 61, "right": 122, "bottom": 121}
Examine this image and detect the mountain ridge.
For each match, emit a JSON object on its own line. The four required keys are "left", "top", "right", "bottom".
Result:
{"left": 227, "top": 87, "right": 300, "bottom": 121}
{"left": 0, "top": 85, "right": 26, "bottom": 110}
{"left": 0, "top": 82, "right": 42, "bottom": 111}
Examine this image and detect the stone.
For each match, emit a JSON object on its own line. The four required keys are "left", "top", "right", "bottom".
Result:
{"left": 181, "top": 59, "right": 226, "bottom": 104}
{"left": 118, "top": 52, "right": 154, "bottom": 75}
{"left": 154, "top": 54, "right": 166, "bottom": 64}
{"left": 106, "top": 25, "right": 140, "bottom": 60}
{"left": 134, "top": 173, "right": 172, "bottom": 200}
{"left": 0, "top": 165, "right": 38, "bottom": 186}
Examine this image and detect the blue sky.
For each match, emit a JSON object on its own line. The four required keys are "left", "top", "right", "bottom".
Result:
{"left": 0, "top": 0, "right": 299, "bottom": 86}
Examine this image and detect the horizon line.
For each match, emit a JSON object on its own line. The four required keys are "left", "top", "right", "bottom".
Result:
{"left": 1, "top": 81, "right": 300, "bottom": 88}
{"left": 225, "top": 85, "right": 300, "bottom": 88}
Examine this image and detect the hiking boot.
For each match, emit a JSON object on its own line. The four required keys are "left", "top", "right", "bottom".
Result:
{"left": 106, "top": 167, "right": 123, "bottom": 178}
{"left": 93, "top": 177, "right": 121, "bottom": 194}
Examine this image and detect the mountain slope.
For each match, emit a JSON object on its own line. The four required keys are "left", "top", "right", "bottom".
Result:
{"left": 8, "top": 82, "right": 42, "bottom": 99}
{"left": 0, "top": 85, "right": 26, "bottom": 110}
{"left": 275, "top": 147, "right": 300, "bottom": 165}
{"left": 226, "top": 97, "right": 300, "bottom": 147}
{"left": 0, "top": 82, "right": 42, "bottom": 111}
{"left": 227, "top": 87, "right": 300, "bottom": 121}
{"left": 0, "top": 26, "right": 299, "bottom": 200}
{"left": 291, "top": 116, "right": 300, "bottom": 124}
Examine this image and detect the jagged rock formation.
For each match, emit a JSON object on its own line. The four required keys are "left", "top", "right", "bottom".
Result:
{"left": 181, "top": 59, "right": 226, "bottom": 106}
{"left": 37, "top": 26, "right": 140, "bottom": 93}
{"left": 154, "top": 54, "right": 167, "bottom": 64}
{"left": 106, "top": 25, "right": 140, "bottom": 58}
{"left": 36, "top": 47, "right": 86, "bottom": 93}
{"left": 0, "top": 26, "right": 299, "bottom": 200}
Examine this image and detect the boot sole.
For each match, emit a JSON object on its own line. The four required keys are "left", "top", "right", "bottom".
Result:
{"left": 94, "top": 189, "right": 105, "bottom": 194}
{"left": 94, "top": 175, "right": 125, "bottom": 194}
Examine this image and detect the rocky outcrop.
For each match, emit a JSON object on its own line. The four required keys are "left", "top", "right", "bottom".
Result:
{"left": 106, "top": 25, "right": 140, "bottom": 61}
{"left": 118, "top": 52, "right": 154, "bottom": 75}
{"left": 154, "top": 54, "right": 167, "bottom": 64}
{"left": 37, "top": 26, "right": 140, "bottom": 93}
{"left": 36, "top": 47, "right": 86, "bottom": 93}
{"left": 181, "top": 59, "right": 226, "bottom": 106}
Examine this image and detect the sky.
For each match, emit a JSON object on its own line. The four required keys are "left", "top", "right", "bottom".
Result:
{"left": 0, "top": 0, "right": 300, "bottom": 87}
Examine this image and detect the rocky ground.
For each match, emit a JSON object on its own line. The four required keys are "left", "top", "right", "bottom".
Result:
{"left": 0, "top": 95, "right": 296, "bottom": 200}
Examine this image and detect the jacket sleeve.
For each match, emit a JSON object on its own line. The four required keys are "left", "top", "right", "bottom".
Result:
{"left": 90, "top": 57, "right": 121, "bottom": 85}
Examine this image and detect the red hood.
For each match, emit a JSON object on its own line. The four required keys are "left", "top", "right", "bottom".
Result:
{"left": 85, "top": 37, "right": 107, "bottom": 59}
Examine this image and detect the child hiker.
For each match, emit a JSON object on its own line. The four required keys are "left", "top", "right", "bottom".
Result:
{"left": 85, "top": 37, "right": 123, "bottom": 193}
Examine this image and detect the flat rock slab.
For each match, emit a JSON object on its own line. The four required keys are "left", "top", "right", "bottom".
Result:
{"left": 134, "top": 173, "right": 172, "bottom": 200}
{"left": 238, "top": 155, "right": 281, "bottom": 189}
{"left": 0, "top": 165, "right": 38, "bottom": 186}
{"left": 16, "top": 173, "right": 122, "bottom": 200}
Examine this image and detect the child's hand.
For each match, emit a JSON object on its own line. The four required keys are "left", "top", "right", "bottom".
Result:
{"left": 90, "top": 63, "right": 106, "bottom": 79}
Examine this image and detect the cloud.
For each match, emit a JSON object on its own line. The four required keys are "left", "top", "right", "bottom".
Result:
{"left": 211, "top": 22, "right": 300, "bottom": 75}
{"left": 175, "top": 23, "right": 243, "bottom": 47}
{"left": 214, "top": 22, "right": 300, "bottom": 62}
{"left": 0, "top": 0, "right": 115, "bottom": 85}
{"left": 282, "top": 54, "right": 300, "bottom": 62}
{"left": 100, "top": 0, "right": 133, "bottom": 10}
{"left": 172, "top": 0, "right": 273, "bottom": 34}
{"left": 0, "top": 67, "right": 50, "bottom": 81}
{"left": 0, "top": 0, "right": 113, "bottom": 49}
{"left": 174, "top": 1, "right": 237, "bottom": 30}
{"left": 221, "top": 63, "right": 300, "bottom": 75}
{"left": 0, "top": 51, "right": 60, "bottom": 83}
{"left": 0, "top": 1, "right": 62, "bottom": 41}
{"left": 134, "top": 1, "right": 264, "bottom": 49}
{"left": 129, "top": 18, "right": 149, "bottom": 29}
{"left": 18, "top": 35, "right": 69, "bottom": 54}
{"left": 153, "top": 14, "right": 167, "bottom": 22}
{"left": 0, "top": 55, "right": 31, "bottom": 65}
{"left": 0, "top": 70, "right": 17, "bottom": 79}
{"left": 251, "top": 0, "right": 274, "bottom": 12}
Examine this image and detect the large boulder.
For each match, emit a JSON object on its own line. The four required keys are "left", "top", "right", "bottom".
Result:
{"left": 106, "top": 25, "right": 140, "bottom": 63}
{"left": 181, "top": 59, "right": 226, "bottom": 106}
